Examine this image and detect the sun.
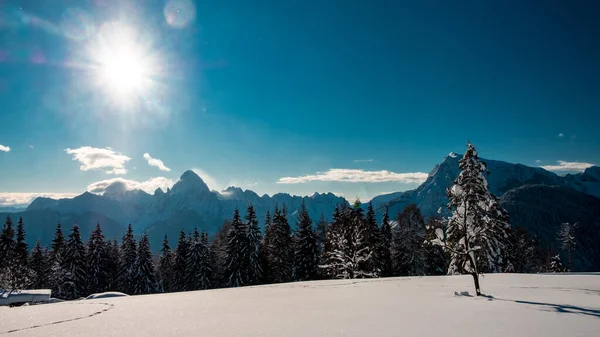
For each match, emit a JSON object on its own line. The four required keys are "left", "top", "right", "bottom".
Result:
{"left": 87, "top": 22, "right": 159, "bottom": 108}
{"left": 99, "top": 45, "right": 146, "bottom": 94}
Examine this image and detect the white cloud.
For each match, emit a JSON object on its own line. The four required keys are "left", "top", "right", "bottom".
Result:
{"left": 353, "top": 159, "right": 374, "bottom": 163}
{"left": 65, "top": 146, "right": 130, "bottom": 175}
{"left": 143, "top": 153, "right": 171, "bottom": 172}
{"left": 558, "top": 133, "right": 564, "bottom": 137}
{"left": 87, "top": 177, "right": 175, "bottom": 194}
{"left": 0, "top": 192, "right": 78, "bottom": 206}
{"left": 28, "top": 145, "right": 34, "bottom": 149}
{"left": 0, "top": 144, "right": 10, "bottom": 152}
{"left": 192, "top": 168, "right": 219, "bottom": 190}
{"left": 540, "top": 160, "right": 595, "bottom": 172}
{"left": 277, "top": 168, "right": 428, "bottom": 184}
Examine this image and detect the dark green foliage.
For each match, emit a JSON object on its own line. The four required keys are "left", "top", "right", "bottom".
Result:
{"left": 173, "top": 230, "right": 190, "bottom": 291}
{"left": 293, "top": 201, "right": 318, "bottom": 281}
{"left": 423, "top": 217, "right": 448, "bottom": 275}
{"left": 0, "top": 216, "right": 15, "bottom": 272}
{"left": 549, "top": 254, "right": 564, "bottom": 273}
{"left": 105, "top": 238, "right": 121, "bottom": 291}
{"left": 210, "top": 220, "right": 231, "bottom": 288}
{"left": 393, "top": 204, "right": 427, "bottom": 276}
{"left": 187, "top": 228, "right": 212, "bottom": 290}
{"left": 62, "top": 225, "right": 87, "bottom": 299}
{"left": 120, "top": 224, "right": 137, "bottom": 294}
{"left": 378, "top": 208, "right": 393, "bottom": 277}
{"left": 264, "top": 205, "right": 292, "bottom": 283}
{"left": 157, "top": 235, "right": 174, "bottom": 292}
{"left": 245, "top": 205, "right": 262, "bottom": 285}
{"left": 86, "top": 224, "right": 107, "bottom": 294}
{"left": 225, "top": 209, "right": 248, "bottom": 287}
{"left": 50, "top": 222, "right": 65, "bottom": 262}
{"left": 29, "top": 241, "right": 48, "bottom": 289}
{"left": 135, "top": 234, "right": 158, "bottom": 294}
{"left": 500, "top": 184, "right": 600, "bottom": 271}
{"left": 15, "top": 217, "right": 28, "bottom": 266}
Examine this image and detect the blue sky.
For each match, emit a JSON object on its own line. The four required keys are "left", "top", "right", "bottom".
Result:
{"left": 1, "top": 0, "right": 599, "bottom": 206}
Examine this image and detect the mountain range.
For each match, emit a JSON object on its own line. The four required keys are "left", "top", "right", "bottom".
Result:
{"left": 2, "top": 154, "right": 599, "bottom": 270}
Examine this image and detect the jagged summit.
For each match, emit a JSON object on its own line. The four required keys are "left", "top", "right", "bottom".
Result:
{"left": 170, "top": 170, "right": 210, "bottom": 194}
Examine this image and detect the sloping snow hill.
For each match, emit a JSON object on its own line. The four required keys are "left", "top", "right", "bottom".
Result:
{"left": 1, "top": 274, "right": 598, "bottom": 336}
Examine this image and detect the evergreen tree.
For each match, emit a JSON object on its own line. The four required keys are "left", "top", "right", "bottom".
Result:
{"left": 320, "top": 206, "right": 343, "bottom": 278}
{"left": 437, "top": 142, "right": 511, "bottom": 296}
{"left": 50, "top": 222, "right": 66, "bottom": 261}
{"left": 86, "top": 223, "right": 107, "bottom": 294}
{"left": 378, "top": 208, "right": 393, "bottom": 277}
{"left": 293, "top": 201, "right": 318, "bottom": 281}
{"left": 225, "top": 209, "right": 248, "bottom": 287}
{"left": 173, "top": 230, "right": 190, "bottom": 291}
{"left": 393, "top": 204, "right": 426, "bottom": 276}
{"left": 157, "top": 235, "right": 174, "bottom": 292}
{"left": 423, "top": 217, "right": 448, "bottom": 275}
{"left": 134, "top": 234, "right": 158, "bottom": 294}
{"left": 62, "top": 224, "right": 88, "bottom": 299}
{"left": 211, "top": 220, "right": 232, "bottom": 288}
{"left": 15, "top": 217, "right": 28, "bottom": 266}
{"left": 351, "top": 200, "right": 377, "bottom": 278}
{"left": 558, "top": 222, "right": 577, "bottom": 272}
{"left": 105, "top": 238, "right": 121, "bottom": 291}
{"left": 549, "top": 254, "right": 565, "bottom": 273}
{"left": 120, "top": 224, "right": 137, "bottom": 294}
{"left": 507, "top": 227, "right": 537, "bottom": 273}
{"left": 29, "top": 240, "right": 48, "bottom": 289}
{"left": 315, "top": 212, "right": 328, "bottom": 254}
{"left": 259, "top": 211, "right": 272, "bottom": 283}
{"left": 364, "top": 202, "right": 380, "bottom": 275}
{"left": 265, "top": 205, "right": 293, "bottom": 283}
{"left": 0, "top": 216, "right": 15, "bottom": 272}
{"left": 245, "top": 205, "right": 262, "bottom": 285}
{"left": 187, "top": 228, "right": 212, "bottom": 290}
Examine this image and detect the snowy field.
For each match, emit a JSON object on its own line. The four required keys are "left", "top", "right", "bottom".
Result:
{"left": 1, "top": 274, "right": 599, "bottom": 336}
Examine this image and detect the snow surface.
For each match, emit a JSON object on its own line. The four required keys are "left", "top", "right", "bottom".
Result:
{"left": 84, "top": 292, "right": 129, "bottom": 300}
{"left": 1, "top": 274, "right": 599, "bottom": 336}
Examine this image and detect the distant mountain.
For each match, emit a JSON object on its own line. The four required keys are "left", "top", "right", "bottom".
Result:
{"left": 17, "top": 170, "right": 348, "bottom": 249}
{"left": 0, "top": 206, "right": 25, "bottom": 213}
{"left": 500, "top": 184, "right": 600, "bottom": 271}
{"left": 372, "top": 153, "right": 599, "bottom": 219}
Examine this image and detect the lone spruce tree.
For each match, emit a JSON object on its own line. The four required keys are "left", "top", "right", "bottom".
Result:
{"left": 436, "top": 142, "right": 511, "bottom": 296}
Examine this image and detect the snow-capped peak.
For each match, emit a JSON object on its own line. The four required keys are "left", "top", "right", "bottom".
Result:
{"left": 448, "top": 152, "right": 457, "bottom": 158}
{"left": 170, "top": 170, "right": 210, "bottom": 194}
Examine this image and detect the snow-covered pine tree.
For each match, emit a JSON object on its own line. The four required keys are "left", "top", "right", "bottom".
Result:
{"left": 364, "top": 202, "right": 380, "bottom": 275}
{"left": 29, "top": 240, "right": 48, "bottom": 289}
{"left": 266, "top": 205, "right": 293, "bottom": 283}
{"left": 350, "top": 200, "right": 377, "bottom": 278}
{"left": 245, "top": 205, "right": 263, "bottom": 285}
{"left": 225, "top": 209, "right": 248, "bottom": 287}
{"left": 199, "top": 231, "right": 212, "bottom": 289}
{"left": 157, "top": 235, "right": 174, "bottom": 292}
{"left": 319, "top": 205, "right": 345, "bottom": 278}
{"left": 62, "top": 224, "right": 88, "bottom": 299}
{"left": 105, "top": 238, "right": 121, "bottom": 291}
{"left": 393, "top": 204, "right": 426, "bottom": 276}
{"left": 558, "top": 222, "right": 577, "bottom": 272}
{"left": 0, "top": 216, "right": 15, "bottom": 272}
{"left": 50, "top": 222, "right": 66, "bottom": 262}
{"left": 507, "top": 227, "right": 537, "bottom": 273}
{"left": 259, "top": 211, "right": 272, "bottom": 283}
{"left": 440, "top": 142, "right": 511, "bottom": 296}
{"left": 548, "top": 254, "right": 564, "bottom": 273}
{"left": 15, "top": 217, "right": 28, "bottom": 267}
{"left": 86, "top": 223, "right": 107, "bottom": 294}
{"left": 315, "top": 212, "right": 328, "bottom": 254}
{"left": 120, "top": 224, "right": 138, "bottom": 295}
{"left": 211, "top": 220, "right": 232, "bottom": 288}
{"left": 134, "top": 233, "right": 158, "bottom": 294}
{"left": 187, "top": 227, "right": 212, "bottom": 290}
{"left": 173, "top": 230, "right": 190, "bottom": 291}
{"left": 378, "top": 208, "right": 393, "bottom": 277}
{"left": 423, "top": 217, "right": 448, "bottom": 275}
{"left": 293, "top": 201, "right": 318, "bottom": 281}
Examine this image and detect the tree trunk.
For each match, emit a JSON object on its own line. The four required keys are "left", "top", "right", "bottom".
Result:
{"left": 471, "top": 272, "right": 481, "bottom": 296}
